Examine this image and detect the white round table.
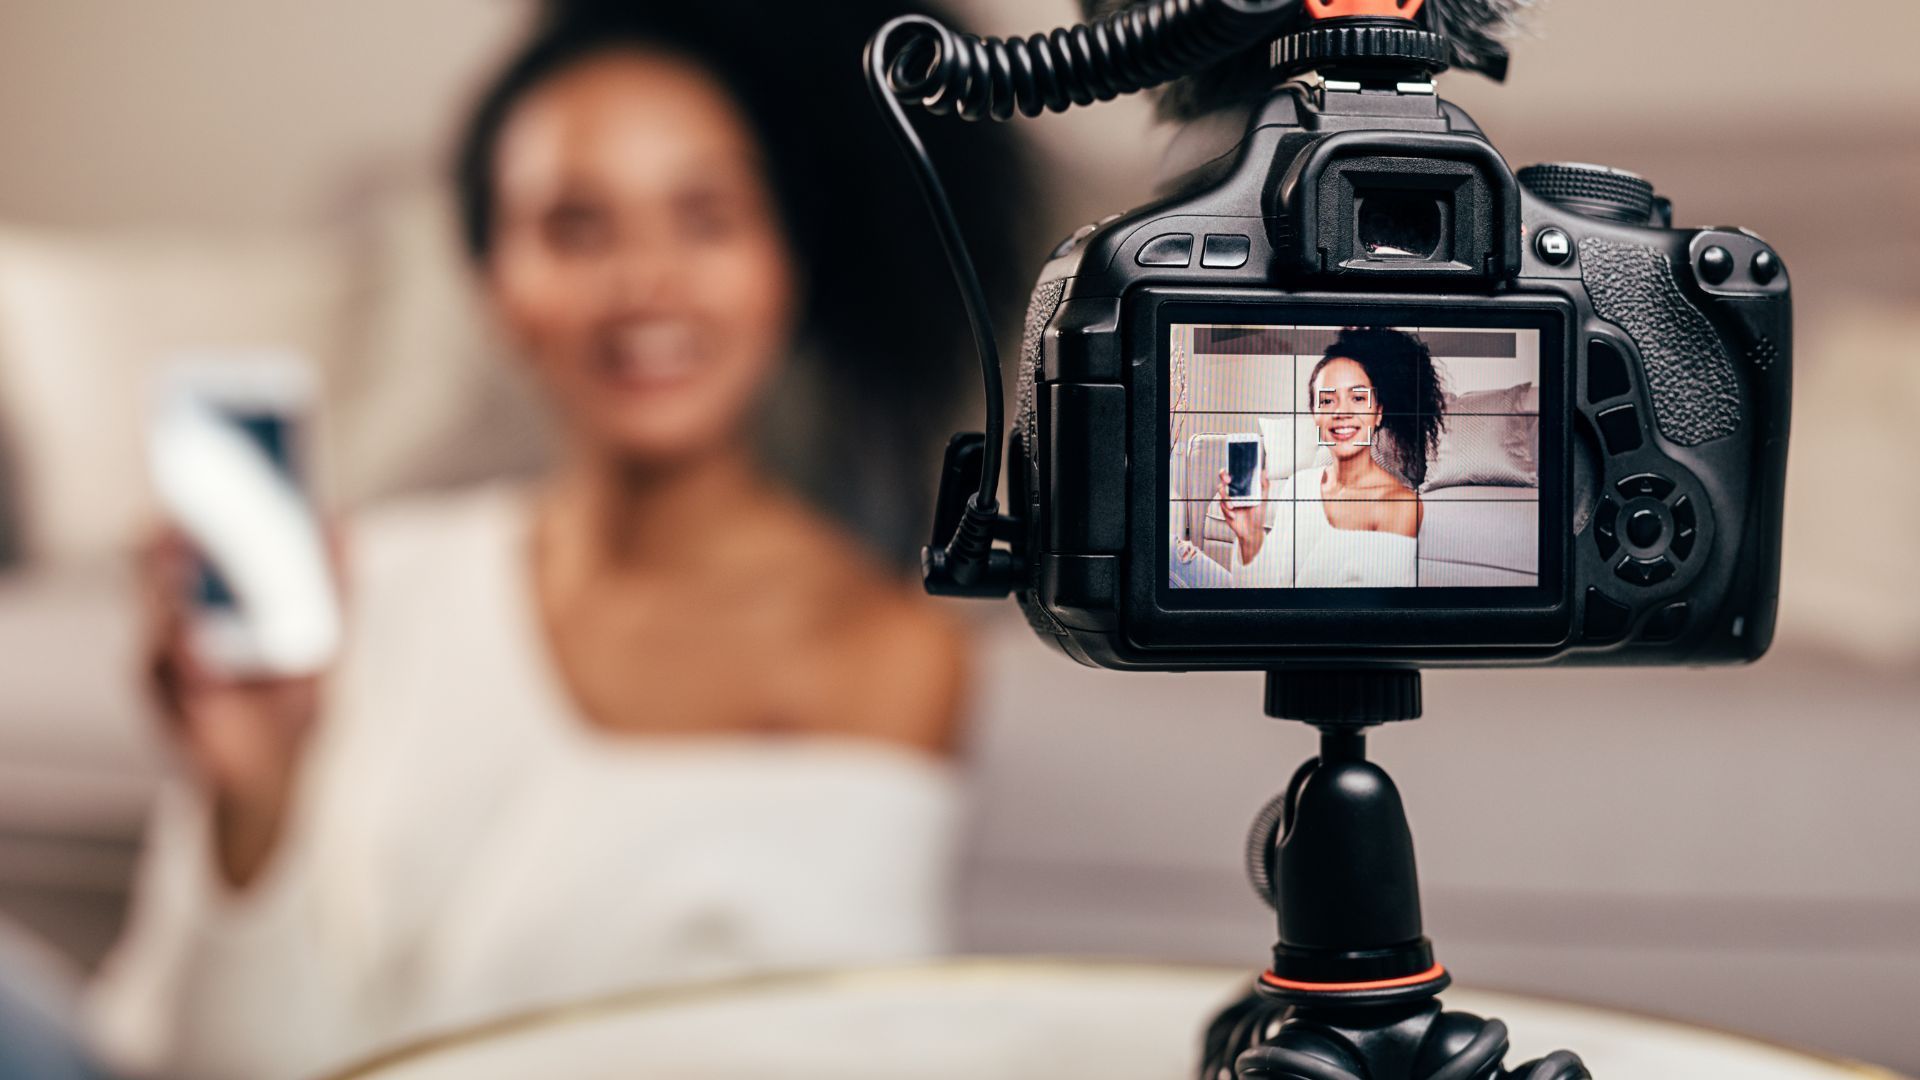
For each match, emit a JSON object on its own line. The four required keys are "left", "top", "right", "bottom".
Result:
{"left": 334, "top": 960, "right": 1903, "bottom": 1080}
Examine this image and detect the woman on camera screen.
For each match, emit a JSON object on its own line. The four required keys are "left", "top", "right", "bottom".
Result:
{"left": 88, "top": 3, "right": 1028, "bottom": 1078}
{"left": 1220, "top": 328, "right": 1447, "bottom": 589}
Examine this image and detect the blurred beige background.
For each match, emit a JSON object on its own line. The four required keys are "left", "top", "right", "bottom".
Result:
{"left": 1, "top": 0, "right": 1916, "bottom": 1073}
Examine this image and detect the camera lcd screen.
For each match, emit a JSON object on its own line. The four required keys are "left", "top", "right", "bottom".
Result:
{"left": 1168, "top": 322, "right": 1542, "bottom": 592}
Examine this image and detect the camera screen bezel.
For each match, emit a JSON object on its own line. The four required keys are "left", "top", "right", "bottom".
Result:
{"left": 1132, "top": 289, "right": 1574, "bottom": 653}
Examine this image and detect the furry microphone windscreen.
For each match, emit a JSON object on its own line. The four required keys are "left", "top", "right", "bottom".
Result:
{"left": 1429, "top": 0, "right": 1540, "bottom": 77}
{"left": 1076, "top": 0, "right": 1539, "bottom": 119}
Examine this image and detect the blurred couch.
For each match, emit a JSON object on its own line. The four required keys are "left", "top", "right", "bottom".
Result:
{"left": 0, "top": 181, "right": 551, "bottom": 969}
{"left": 0, "top": 187, "right": 548, "bottom": 568}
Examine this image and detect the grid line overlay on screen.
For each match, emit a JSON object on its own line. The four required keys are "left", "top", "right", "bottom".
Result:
{"left": 1170, "top": 323, "right": 1542, "bottom": 590}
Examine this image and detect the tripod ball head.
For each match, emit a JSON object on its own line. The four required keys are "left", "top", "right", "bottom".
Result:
{"left": 1254, "top": 733, "right": 1443, "bottom": 999}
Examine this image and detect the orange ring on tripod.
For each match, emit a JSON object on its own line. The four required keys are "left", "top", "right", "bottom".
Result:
{"left": 1305, "top": 0, "right": 1427, "bottom": 20}
{"left": 1260, "top": 964, "right": 1448, "bottom": 993}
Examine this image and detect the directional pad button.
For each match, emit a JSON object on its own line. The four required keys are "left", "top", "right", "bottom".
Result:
{"left": 1594, "top": 498, "right": 1621, "bottom": 561}
{"left": 1616, "top": 555, "right": 1676, "bottom": 587}
{"left": 1617, "top": 473, "right": 1676, "bottom": 501}
{"left": 1670, "top": 496, "right": 1698, "bottom": 561}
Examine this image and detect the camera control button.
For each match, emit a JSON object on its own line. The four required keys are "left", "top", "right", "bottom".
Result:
{"left": 1583, "top": 588, "right": 1632, "bottom": 642}
{"left": 1520, "top": 163, "right": 1656, "bottom": 224}
{"left": 1137, "top": 233, "right": 1194, "bottom": 268}
{"left": 1201, "top": 234, "right": 1252, "bottom": 269}
{"left": 1644, "top": 602, "right": 1691, "bottom": 643}
{"left": 1751, "top": 249, "right": 1781, "bottom": 285}
{"left": 1670, "top": 496, "right": 1698, "bottom": 560}
{"left": 1699, "top": 245, "right": 1735, "bottom": 286}
{"left": 1535, "top": 227, "right": 1575, "bottom": 266}
{"left": 1594, "top": 498, "right": 1621, "bottom": 560}
{"left": 1616, "top": 555, "right": 1676, "bottom": 587}
{"left": 1587, "top": 339, "right": 1632, "bottom": 402}
{"left": 1617, "top": 473, "right": 1676, "bottom": 501}
{"left": 1596, "top": 404, "right": 1644, "bottom": 454}
{"left": 1625, "top": 508, "right": 1664, "bottom": 549}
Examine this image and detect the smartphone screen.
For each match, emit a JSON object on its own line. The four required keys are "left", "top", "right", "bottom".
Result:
{"left": 194, "top": 410, "right": 297, "bottom": 611}
{"left": 1227, "top": 438, "right": 1261, "bottom": 502}
{"left": 151, "top": 352, "right": 337, "bottom": 677}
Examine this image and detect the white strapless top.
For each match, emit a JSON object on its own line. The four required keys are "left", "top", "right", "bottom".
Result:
{"left": 1234, "top": 466, "right": 1418, "bottom": 588}
{"left": 90, "top": 485, "right": 962, "bottom": 1080}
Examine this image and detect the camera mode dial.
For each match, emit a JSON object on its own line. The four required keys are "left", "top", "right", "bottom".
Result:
{"left": 1518, "top": 163, "right": 1657, "bottom": 225}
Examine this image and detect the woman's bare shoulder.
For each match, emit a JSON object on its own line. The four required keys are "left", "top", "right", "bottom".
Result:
{"left": 833, "top": 587, "right": 971, "bottom": 756}
{"left": 1380, "top": 488, "right": 1422, "bottom": 538}
{"left": 768, "top": 504, "right": 971, "bottom": 756}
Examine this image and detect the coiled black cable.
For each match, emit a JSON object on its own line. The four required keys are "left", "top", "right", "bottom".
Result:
{"left": 866, "top": 1, "right": 1297, "bottom": 582}
{"left": 884, "top": 0, "right": 1293, "bottom": 123}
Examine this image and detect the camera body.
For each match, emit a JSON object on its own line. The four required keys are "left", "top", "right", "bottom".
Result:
{"left": 1009, "top": 79, "right": 1791, "bottom": 672}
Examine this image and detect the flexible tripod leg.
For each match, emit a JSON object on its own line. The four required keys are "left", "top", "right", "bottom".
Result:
{"left": 1204, "top": 996, "right": 1589, "bottom": 1079}
{"left": 1197, "top": 672, "right": 1589, "bottom": 1080}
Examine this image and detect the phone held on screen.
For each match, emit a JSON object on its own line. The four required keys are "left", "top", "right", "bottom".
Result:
{"left": 1225, "top": 433, "right": 1265, "bottom": 508}
{"left": 148, "top": 353, "right": 340, "bottom": 679}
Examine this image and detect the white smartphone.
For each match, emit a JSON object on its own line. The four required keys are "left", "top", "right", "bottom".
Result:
{"left": 149, "top": 353, "right": 340, "bottom": 678}
{"left": 1225, "top": 432, "right": 1265, "bottom": 508}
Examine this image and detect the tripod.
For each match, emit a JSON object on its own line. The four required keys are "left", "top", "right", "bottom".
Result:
{"left": 1199, "top": 671, "right": 1590, "bottom": 1080}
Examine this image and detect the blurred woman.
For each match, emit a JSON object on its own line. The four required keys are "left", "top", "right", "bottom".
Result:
{"left": 88, "top": 4, "right": 1030, "bottom": 1078}
{"left": 1221, "top": 329, "right": 1446, "bottom": 588}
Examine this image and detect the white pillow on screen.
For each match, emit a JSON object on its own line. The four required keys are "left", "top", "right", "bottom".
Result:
{"left": 1422, "top": 383, "right": 1540, "bottom": 492}
{"left": 1257, "top": 415, "right": 1330, "bottom": 484}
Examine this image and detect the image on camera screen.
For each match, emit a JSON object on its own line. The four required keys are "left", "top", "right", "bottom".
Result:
{"left": 1168, "top": 323, "right": 1541, "bottom": 590}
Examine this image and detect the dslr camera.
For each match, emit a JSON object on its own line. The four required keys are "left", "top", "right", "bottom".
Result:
{"left": 873, "top": 4, "right": 1794, "bottom": 1072}
{"left": 889, "top": 0, "right": 1792, "bottom": 675}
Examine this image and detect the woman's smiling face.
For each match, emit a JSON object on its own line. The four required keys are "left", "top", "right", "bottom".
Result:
{"left": 1312, "top": 356, "right": 1381, "bottom": 461}
{"left": 485, "top": 50, "right": 799, "bottom": 467}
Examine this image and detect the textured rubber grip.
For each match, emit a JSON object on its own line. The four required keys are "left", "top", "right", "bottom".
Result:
{"left": 1015, "top": 278, "right": 1069, "bottom": 641}
{"left": 1581, "top": 239, "right": 1742, "bottom": 446}
{"left": 1016, "top": 279, "right": 1065, "bottom": 475}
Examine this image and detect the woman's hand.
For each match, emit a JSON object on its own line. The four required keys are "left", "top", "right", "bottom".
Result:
{"left": 140, "top": 531, "right": 328, "bottom": 890}
{"left": 1216, "top": 468, "right": 1271, "bottom": 565}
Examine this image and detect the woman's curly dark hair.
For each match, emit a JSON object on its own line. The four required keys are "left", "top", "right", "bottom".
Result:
{"left": 454, "top": 0, "right": 1037, "bottom": 567}
{"left": 1309, "top": 328, "right": 1448, "bottom": 489}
